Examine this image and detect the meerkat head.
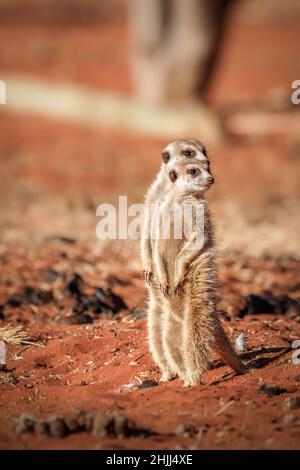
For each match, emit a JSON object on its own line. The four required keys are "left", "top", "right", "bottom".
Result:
{"left": 162, "top": 139, "right": 208, "bottom": 167}
{"left": 168, "top": 161, "right": 214, "bottom": 194}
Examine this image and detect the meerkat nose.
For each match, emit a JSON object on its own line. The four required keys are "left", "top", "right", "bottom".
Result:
{"left": 208, "top": 176, "right": 214, "bottom": 185}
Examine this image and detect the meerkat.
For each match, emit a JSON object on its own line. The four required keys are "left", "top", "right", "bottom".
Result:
{"left": 141, "top": 139, "right": 209, "bottom": 282}
{"left": 141, "top": 140, "right": 247, "bottom": 385}
{"left": 141, "top": 139, "right": 210, "bottom": 380}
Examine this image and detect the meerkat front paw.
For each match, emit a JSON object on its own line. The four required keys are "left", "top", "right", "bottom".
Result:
{"left": 159, "top": 282, "right": 170, "bottom": 297}
{"left": 143, "top": 270, "right": 153, "bottom": 285}
{"left": 173, "top": 279, "right": 185, "bottom": 295}
{"left": 157, "top": 273, "right": 170, "bottom": 297}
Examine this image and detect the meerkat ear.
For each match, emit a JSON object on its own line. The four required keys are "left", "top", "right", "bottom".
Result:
{"left": 162, "top": 150, "right": 171, "bottom": 164}
{"left": 202, "top": 146, "right": 207, "bottom": 158}
{"left": 169, "top": 170, "right": 177, "bottom": 183}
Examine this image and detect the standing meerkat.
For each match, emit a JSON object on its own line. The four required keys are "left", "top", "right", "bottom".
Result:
{"left": 141, "top": 140, "right": 247, "bottom": 386}
{"left": 141, "top": 139, "right": 209, "bottom": 283}
{"left": 141, "top": 139, "right": 210, "bottom": 380}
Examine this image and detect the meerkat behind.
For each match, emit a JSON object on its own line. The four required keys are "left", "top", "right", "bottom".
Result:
{"left": 141, "top": 139, "right": 209, "bottom": 283}
{"left": 142, "top": 141, "right": 247, "bottom": 385}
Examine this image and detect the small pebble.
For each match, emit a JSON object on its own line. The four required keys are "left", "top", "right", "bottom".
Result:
{"left": 46, "top": 416, "right": 68, "bottom": 438}
{"left": 15, "top": 413, "right": 35, "bottom": 434}
{"left": 259, "top": 384, "right": 287, "bottom": 396}
{"left": 282, "top": 397, "right": 300, "bottom": 410}
{"left": 34, "top": 421, "right": 50, "bottom": 437}
{"left": 92, "top": 413, "right": 112, "bottom": 437}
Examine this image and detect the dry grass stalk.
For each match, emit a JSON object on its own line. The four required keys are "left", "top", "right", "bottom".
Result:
{"left": 0, "top": 324, "right": 36, "bottom": 346}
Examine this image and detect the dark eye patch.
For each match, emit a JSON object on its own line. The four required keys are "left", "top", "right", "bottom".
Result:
{"left": 169, "top": 170, "right": 177, "bottom": 183}
{"left": 182, "top": 148, "right": 196, "bottom": 158}
{"left": 162, "top": 150, "right": 171, "bottom": 164}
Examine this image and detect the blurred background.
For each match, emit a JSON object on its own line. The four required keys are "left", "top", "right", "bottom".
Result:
{"left": 0, "top": 1, "right": 300, "bottom": 451}
{"left": 0, "top": 0, "right": 299, "bottom": 257}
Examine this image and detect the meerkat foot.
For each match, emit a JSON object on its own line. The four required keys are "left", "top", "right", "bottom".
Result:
{"left": 183, "top": 372, "right": 205, "bottom": 387}
{"left": 183, "top": 379, "right": 193, "bottom": 387}
{"left": 159, "top": 371, "right": 175, "bottom": 382}
{"left": 183, "top": 377, "right": 198, "bottom": 387}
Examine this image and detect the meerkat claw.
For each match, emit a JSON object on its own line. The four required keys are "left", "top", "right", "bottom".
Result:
{"left": 174, "top": 281, "right": 184, "bottom": 295}
{"left": 159, "top": 372, "right": 172, "bottom": 382}
{"left": 143, "top": 271, "right": 153, "bottom": 285}
{"left": 160, "top": 284, "right": 169, "bottom": 297}
{"left": 183, "top": 380, "right": 192, "bottom": 387}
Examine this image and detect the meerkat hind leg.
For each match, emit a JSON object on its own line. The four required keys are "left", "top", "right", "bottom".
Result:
{"left": 147, "top": 294, "right": 175, "bottom": 381}
{"left": 162, "top": 313, "right": 186, "bottom": 381}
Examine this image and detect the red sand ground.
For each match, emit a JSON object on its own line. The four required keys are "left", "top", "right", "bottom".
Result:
{"left": 0, "top": 0, "right": 300, "bottom": 450}
{"left": 0, "top": 243, "right": 300, "bottom": 450}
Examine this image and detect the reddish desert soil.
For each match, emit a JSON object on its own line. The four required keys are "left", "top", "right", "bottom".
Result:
{"left": 0, "top": 0, "right": 300, "bottom": 450}
{"left": 1, "top": 243, "right": 300, "bottom": 450}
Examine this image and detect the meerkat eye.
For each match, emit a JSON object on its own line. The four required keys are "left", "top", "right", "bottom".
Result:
{"left": 187, "top": 167, "right": 199, "bottom": 176}
{"left": 162, "top": 150, "right": 171, "bottom": 164}
{"left": 182, "top": 148, "right": 196, "bottom": 158}
{"left": 169, "top": 170, "right": 177, "bottom": 182}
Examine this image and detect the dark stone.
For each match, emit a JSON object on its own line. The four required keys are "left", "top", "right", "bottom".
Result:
{"left": 65, "top": 273, "right": 84, "bottom": 298}
{"left": 239, "top": 293, "right": 300, "bottom": 317}
{"left": 46, "top": 416, "right": 69, "bottom": 438}
{"left": 130, "top": 307, "right": 146, "bottom": 319}
{"left": 282, "top": 397, "right": 300, "bottom": 410}
{"left": 0, "top": 305, "right": 5, "bottom": 319}
{"left": 43, "top": 269, "right": 60, "bottom": 283}
{"left": 241, "top": 294, "right": 275, "bottom": 315}
{"left": 95, "top": 287, "right": 127, "bottom": 313}
{"left": 259, "top": 384, "right": 287, "bottom": 396}
{"left": 82, "top": 313, "right": 93, "bottom": 324}
{"left": 24, "top": 287, "right": 53, "bottom": 305}
{"left": 57, "top": 314, "right": 93, "bottom": 325}
{"left": 139, "top": 380, "right": 158, "bottom": 389}
{"left": 64, "top": 417, "right": 81, "bottom": 433}
{"left": 15, "top": 413, "right": 36, "bottom": 434}
{"left": 34, "top": 421, "right": 50, "bottom": 437}
{"left": 7, "top": 294, "right": 22, "bottom": 307}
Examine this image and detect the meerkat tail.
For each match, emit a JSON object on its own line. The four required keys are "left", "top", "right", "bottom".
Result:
{"left": 214, "top": 320, "right": 248, "bottom": 375}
